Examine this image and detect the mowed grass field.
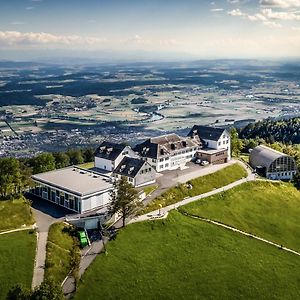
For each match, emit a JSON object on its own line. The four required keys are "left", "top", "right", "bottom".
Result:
{"left": 0, "top": 197, "right": 34, "bottom": 232}
{"left": 0, "top": 230, "right": 36, "bottom": 299}
{"left": 181, "top": 181, "right": 300, "bottom": 252}
{"left": 141, "top": 163, "right": 248, "bottom": 214}
{"left": 75, "top": 211, "right": 300, "bottom": 300}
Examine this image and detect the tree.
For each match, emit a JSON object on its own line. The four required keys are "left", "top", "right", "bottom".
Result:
{"left": 29, "top": 153, "right": 56, "bottom": 174}
{"left": 6, "top": 284, "right": 30, "bottom": 300}
{"left": 31, "top": 280, "right": 64, "bottom": 300}
{"left": 0, "top": 157, "right": 21, "bottom": 198}
{"left": 66, "top": 149, "right": 84, "bottom": 165}
{"left": 292, "top": 172, "right": 300, "bottom": 190}
{"left": 53, "top": 152, "right": 70, "bottom": 169}
{"left": 230, "top": 128, "right": 244, "bottom": 157}
{"left": 82, "top": 147, "right": 94, "bottom": 163}
{"left": 7, "top": 280, "right": 63, "bottom": 300}
{"left": 109, "top": 176, "right": 141, "bottom": 227}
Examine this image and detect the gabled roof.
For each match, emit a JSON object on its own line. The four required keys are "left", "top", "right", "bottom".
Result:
{"left": 134, "top": 133, "right": 200, "bottom": 159}
{"left": 188, "top": 125, "right": 226, "bottom": 141}
{"left": 95, "top": 141, "right": 127, "bottom": 161}
{"left": 113, "top": 157, "right": 146, "bottom": 178}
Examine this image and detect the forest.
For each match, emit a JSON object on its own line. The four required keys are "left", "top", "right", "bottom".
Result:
{"left": 0, "top": 148, "right": 94, "bottom": 199}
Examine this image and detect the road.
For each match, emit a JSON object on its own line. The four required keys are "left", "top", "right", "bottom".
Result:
{"left": 129, "top": 161, "right": 255, "bottom": 224}
{"left": 30, "top": 195, "right": 71, "bottom": 289}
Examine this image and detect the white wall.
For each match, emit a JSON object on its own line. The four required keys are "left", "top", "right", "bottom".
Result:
{"left": 148, "top": 147, "right": 198, "bottom": 172}
{"left": 81, "top": 191, "right": 111, "bottom": 213}
{"left": 94, "top": 146, "right": 137, "bottom": 171}
{"left": 203, "top": 130, "right": 231, "bottom": 160}
{"left": 95, "top": 157, "right": 114, "bottom": 171}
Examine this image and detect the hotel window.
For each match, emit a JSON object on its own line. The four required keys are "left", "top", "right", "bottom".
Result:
{"left": 218, "top": 142, "right": 221, "bottom": 146}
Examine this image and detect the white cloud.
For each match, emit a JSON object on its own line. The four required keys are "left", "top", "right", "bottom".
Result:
{"left": 260, "top": 8, "right": 300, "bottom": 20}
{"left": 228, "top": 7, "right": 300, "bottom": 28}
{"left": 228, "top": 9, "right": 245, "bottom": 16}
{"left": 10, "top": 21, "right": 26, "bottom": 25}
{"left": 26, "top": 6, "right": 35, "bottom": 10}
{"left": 0, "top": 31, "right": 105, "bottom": 47}
{"left": 211, "top": 8, "right": 224, "bottom": 12}
{"left": 263, "top": 20, "right": 283, "bottom": 27}
{"left": 260, "top": 0, "right": 300, "bottom": 8}
{"left": 228, "top": 0, "right": 240, "bottom": 4}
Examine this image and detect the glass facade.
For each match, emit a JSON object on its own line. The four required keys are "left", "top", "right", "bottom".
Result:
{"left": 31, "top": 183, "right": 81, "bottom": 213}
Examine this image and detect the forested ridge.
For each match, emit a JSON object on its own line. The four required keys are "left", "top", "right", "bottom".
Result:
{"left": 240, "top": 118, "right": 300, "bottom": 144}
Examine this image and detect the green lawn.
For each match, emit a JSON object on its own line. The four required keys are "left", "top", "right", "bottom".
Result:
{"left": 0, "top": 230, "right": 36, "bottom": 299}
{"left": 75, "top": 211, "right": 300, "bottom": 300}
{"left": 0, "top": 197, "right": 34, "bottom": 232}
{"left": 140, "top": 163, "right": 247, "bottom": 214}
{"left": 77, "top": 161, "right": 94, "bottom": 169}
{"left": 143, "top": 184, "right": 158, "bottom": 196}
{"left": 181, "top": 181, "right": 300, "bottom": 252}
{"left": 45, "top": 222, "right": 79, "bottom": 285}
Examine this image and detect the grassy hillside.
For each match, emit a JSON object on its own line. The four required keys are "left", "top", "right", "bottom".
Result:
{"left": 0, "top": 197, "right": 34, "bottom": 232}
{"left": 0, "top": 230, "right": 36, "bottom": 299}
{"left": 141, "top": 163, "right": 247, "bottom": 214}
{"left": 75, "top": 211, "right": 300, "bottom": 300}
{"left": 45, "top": 222, "right": 79, "bottom": 285}
{"left": 181, "top": 181, "right": 300, "bottom": 252}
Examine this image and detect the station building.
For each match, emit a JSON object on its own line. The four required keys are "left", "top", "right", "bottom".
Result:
{"left": 31, "top": 167, "right": 113, "bottom": 213}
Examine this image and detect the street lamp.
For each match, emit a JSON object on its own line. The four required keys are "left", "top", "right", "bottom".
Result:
{"left": 158, "top": 203, "right": 162, "bottom": 216}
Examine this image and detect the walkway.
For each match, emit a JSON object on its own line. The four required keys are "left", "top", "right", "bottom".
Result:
{"left": 30, "top": 195, "right": 72, "bottom": 289}
{"left": 180, "top": 210, "right": 300, "bottom": 257}
{"left": 62, "top": 238, "right": 107, "bottom": 298}
{"left": 129, "top": 161, "right": 255, "bottom": 224}
{"left": 144, "top": 159, "right": 237, "bottom": 205}
{"left": 0, "top": 224, "right": 36, "bottom": 235}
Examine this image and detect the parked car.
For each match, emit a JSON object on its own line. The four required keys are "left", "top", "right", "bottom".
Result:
{"left": 195, "top": 159, "right": 202, "bottom": 164}
{"left": 200, "top": 160, "right": 209, "bottom": 166}
{"left": 77, "top": 230, "right": 89, "bottom": 248}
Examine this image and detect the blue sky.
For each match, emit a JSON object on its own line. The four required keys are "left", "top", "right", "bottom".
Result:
{"left": 0, "top": 0, "right": 300, "bottom": 61}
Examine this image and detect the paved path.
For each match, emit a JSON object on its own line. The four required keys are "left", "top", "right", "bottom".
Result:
{"left": 144, "top": 160, "right": 237, "bottom": 206}
{"left": 0, "top": 224, "right": 36, "bottom": 235}
{"left": 180, "top": 210, "right": 300, "bottom": 257}
{"left": 62, "top": 238, "right": 107, "bottom": 298}
{"left": 129, "top": 161, "right": 255, "bottom": 224}
{"left": 29, "top": 196, "right": 71, "bottom": 289}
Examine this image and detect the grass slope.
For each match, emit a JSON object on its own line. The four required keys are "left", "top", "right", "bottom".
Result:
{"left": 141, "top": 163, "right": 247, "bottom": 214}
{"left": 181, "top": 181, "right": 300, "bottom": 252}
{"left": 0, "top": 230, "right": 36, "bottom": 299}
{"left": 75, "top": 211, "right": 300, "bottom": 300}
{"left": 0, "top": 197, "right": 34, "bottom": 232}
{"left": 45, "top": 222, "right": 78, "bottom": 285}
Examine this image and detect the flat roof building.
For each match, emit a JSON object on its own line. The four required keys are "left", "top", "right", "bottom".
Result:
{"left": 249, "top": 145, "right": 297, "bottom": 180}
{"left": 31, "top": 167, "right": 113, "bottom": 213}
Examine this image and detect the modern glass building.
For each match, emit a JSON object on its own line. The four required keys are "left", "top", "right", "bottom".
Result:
{"left": 31, "top": 167, "right": 113, "bottom": 213}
